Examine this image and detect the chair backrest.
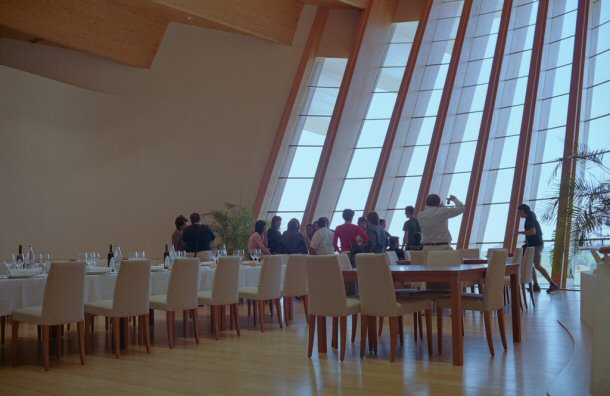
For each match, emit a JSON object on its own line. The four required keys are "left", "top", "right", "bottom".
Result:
{"left": 483, "top": 249, "right": 508, "bottom": 310}
{"left": 166, "top": 258, "right": 200, "bottom": 310}
{"left": 42, "top": 262, "right": 86, "bottom": 325}
{"left": 520, "top": 247, "right": 535, "bottom": 284}
{"left": 113, "top": 259, "right": 151, "bottom": 317}
{"left": 356, "top": 254, "right": 398, "bottom": 316}
{"left": 257, "top": 255, "right": 283, "bottom": 300}
{"left": 306, "top": 255, "right": 349, "bottom": 317}
{"left": 512, "top": 247, "right": 524, "bottom": 266}
{"left": 210, "top": 256, "right": 241, "bottom": 305}
{"left": 426, "top": 250, "right": 462, "bottom": 266}
{"left": 486, "top": 248, "right": 503, "bottom": 258}
{"left": 459, "top": 248, "right": 480, "bottom": 259}
{"left": 283, "top": 254, "right": 308, "bottom": 297}
{"left": 338, "top": 253, "right": 352, "bottom": 270}
{"left": 276, "top": 254, "right": 290, "bottom": 266}
{"left": 384, "top": 250, "right": 399, "bottom": 265}
{"left": 409, "top": 250, "right": 427, "bottom": 265}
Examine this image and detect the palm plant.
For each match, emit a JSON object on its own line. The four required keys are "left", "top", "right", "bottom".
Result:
{"left": 541, "top": 147, "right": 610, "bottom": 274}
{"left": 205, "top": 203, "right": 255, "bottom": 253}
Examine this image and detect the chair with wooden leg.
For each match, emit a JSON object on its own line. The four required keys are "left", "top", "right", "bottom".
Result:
{"left": 357, "top": 254, "right": 433, "bottom": 362}
{"left": 11, "top": 262, "right": 86, "bottom": 371}
{"left": 198, "top": 256, "right": 241, "bottom": 339}
{"left": 504, "top": 247, "right": 523, "bottom": 305}
{"left": 306, "top": 255, "right": 360, "bottom": 362}
{"left": 459, "top": 248, "right": 481, "bottom": 259}
{"left": 84, "top": 259, "right": 152, "bottom": 359}
{"left": 281, "top": 255, "right": 308, "bottom": 327}
{"left": 238, "top": 255, "right": 283, "bottom": 332}
{"left": 519, "top": 247, "right": 536, "bottom": 309}
{"left": 149, "top": 258, "right": 200, "bottom": 348}
{"left": 436, "top": 249, "right": 508, "bottom": 357}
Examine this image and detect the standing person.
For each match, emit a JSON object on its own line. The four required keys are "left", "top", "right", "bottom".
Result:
{"left": 418, "top": 194, "right": 464, "bottom": 250}
{"left": 267, "top": 216, "right": 282, "bottom": 254}
{"left": 304, "top": 223, "right": 315, "bottom": 250}
{"left": 365, "top": 212, "right": 386, "bottom": 253}
{"left": 379, "top": 219, "right": 391, "bottom": 250}
{"left": 333, "top": 209, "right": 369, "bottom": 255}
{"left": 518, "top": 204, "right": 560, "bottom": 293}
{"left": 277, "top": 218, "right": 308, "bottom": 254}
{"left": 309, "top": 217, "right": 334, "bottom": 255}
{"left": 172, "top": 215, "right": 188, "bottom": 252}
{"left": 248, "top": 220, "right": 271, "bottom": 255}
{"left": 402, "top": 206, "right": 422, "bottom": 250}
{"left": 182, "top": 212, "right": 216, "bottom": 260}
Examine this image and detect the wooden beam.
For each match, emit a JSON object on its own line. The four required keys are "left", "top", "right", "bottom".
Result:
{"left": 503, "top": 0, "right": 550, "bottom": 252}
{"left": 298, "top": 0, "right": 369, "bottom": 9}
{"left": 151, "top": 0, "right": 303, "bottom": 45}
{"left": 254, "top": 8, "right": 329, "bottom": 218}
{"left": 0, "top": 0, "right": 168, "bottom": 68}
{"left": 457, "top": 0, "right": 513, "bottom": 249}
{"left": 364, "top": 0, "right": 433, "bottom": 213}
{"left": 551, "top": 0, "right": 590, "bottom": 286}
{"left": 414, "top": 0, "right": 474, "bottom": 212}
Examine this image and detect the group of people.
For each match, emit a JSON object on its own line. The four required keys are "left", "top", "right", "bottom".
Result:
{"left": 171, "top": 193, "right": 559, "bottom": 293}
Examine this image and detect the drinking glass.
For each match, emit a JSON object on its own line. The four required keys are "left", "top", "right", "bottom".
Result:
{"left": 4, "top": 254, "right": 16, "bottom": 270}
{"left": 249, "top": 249, "right": 257, "bottom": 262}
{"left": 212, "top": 249, "right": 220, "bottom": 263}
{"left": 255, "top": 249, "right": 261, "bottom": 262}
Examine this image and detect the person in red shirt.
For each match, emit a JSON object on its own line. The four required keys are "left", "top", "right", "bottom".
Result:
{"left": 333, "top": 209, "right": 369, "bottom": 253}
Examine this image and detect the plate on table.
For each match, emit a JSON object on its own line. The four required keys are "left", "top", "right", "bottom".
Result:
{"left": 86, "top": 267, "right": 112, "bottom": 275}
{"left": 150, "top": 265, "right": 166, "bottom": 272}
{"left": 200, "top": 261, "right": 215, "bottom": 267}
{"left": 8, "top": 268, "right": 44, "bottom": 278}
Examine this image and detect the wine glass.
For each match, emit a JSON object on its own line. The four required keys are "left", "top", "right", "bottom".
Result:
{"left": 255, "top": 249, "right": 262, "bottom": 262}
{"left": 4, "top": 254, "right": 16, "bottom": 270}
{"left": 249, "top": 249, "right": 257, "bottom": 262}
{"left": 212, "top": 249, "right": 220, "bottom": 263}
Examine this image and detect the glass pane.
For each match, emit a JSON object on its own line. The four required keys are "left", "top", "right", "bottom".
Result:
{"left": 414, "top": 117, "right": 436, "bottom": 146}
{"left": 336, "top": 179, "right": 374, "bottom": 210}
{"left": 346, "top": 148, "right": 382, "bottom": 178}
{"left": 375, "top": 67, "right": 405, "bottom": 92}
{"left": 276, "top": 179, "right": 314, "bottom": 212}
{"left": 357, "top": 119, "right": 390, "bottom": 148}
{"left": 540, "top": 127, "right": 566, "bottom": 163}
{"left": 406, "top": 146, "right": 430, "bottom": 176}
{"left": 286, "top": 147, "right": 323, "bottom": 177}
{"left": 446, "top": 172, "right": 471, "bottom": 202}
{"left": 296, "top": 116, "right": 330, "bottom": 145}
{"left": 366, "top": 92, "right": 398, "bottom": 119}
{"left": 383, "top": 43, "right": 412, "bottom": 67}
{"left": 498, "top": 135, "right": 520, "bottom": 169}
{"left": 589, "top": 81, "right": 610, "bottom": 119}
{"left": 481, "top": 204, "right": 510, "bottom": 243}
{"left": 395, "top": 176, "right": 422, "bottom": 209}
{"left": 316, "top": 58, "right": 348, "bottom": 87}
{"left": 453, "top": 141, "right": 478, "bottom": 173}
{"left": 491, "top": 169, "right": 515, "bottom": 203}
{"left": 305, "top": 87, "right": 340, "bottom": 116}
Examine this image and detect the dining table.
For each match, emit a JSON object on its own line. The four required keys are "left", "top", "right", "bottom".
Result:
{"left": 342, "top": 263, "right": 521, "bottom": 366}
{"left": 0, "top": 263, "right": 267, "bottom": 317}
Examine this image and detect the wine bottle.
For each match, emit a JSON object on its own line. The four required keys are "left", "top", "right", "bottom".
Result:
{"left": 107, "top": 244, "right": 114, "bottom": 267}
{"left": 163, "top": 244, "right": 170, "bottom": 269}
{"left": 16, "top": 244, "right": 24, "bottom": 268}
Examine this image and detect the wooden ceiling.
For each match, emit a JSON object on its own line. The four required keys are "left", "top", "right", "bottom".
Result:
{"left": 0, "top": 0, "right": 367, "bottom": 69}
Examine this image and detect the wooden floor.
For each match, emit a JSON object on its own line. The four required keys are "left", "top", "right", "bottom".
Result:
{"left": 0, "top": 291, "right": 584, "bottom": 395}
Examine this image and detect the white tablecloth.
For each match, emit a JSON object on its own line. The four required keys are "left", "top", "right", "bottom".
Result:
{"left": 0, "top": 264, "right": 265, "bottom": 316}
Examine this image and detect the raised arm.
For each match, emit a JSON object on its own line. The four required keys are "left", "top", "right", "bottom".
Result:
{"left": 445, "top": 195, "right": 465, "bottom": 218}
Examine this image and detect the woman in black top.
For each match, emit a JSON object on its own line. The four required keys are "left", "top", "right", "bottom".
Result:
{"left": 518, "top": 204, "right": 560, "bottom": 293}
{"left": 277, "top": 218, "right": 308, "bottom": 254}
{"left": 267, "top": 216, "right": 282, "bottom": 254}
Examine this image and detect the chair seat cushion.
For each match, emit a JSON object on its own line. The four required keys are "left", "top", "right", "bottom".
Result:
{"left": 281, "top": 288, "right": 307, "bottom": 298}
{"left": 396, "top": 298, "right": 433, "bottom": 315}
{"left": 436, "top": 293, "right": 485, "bottom": 311}
{"left": 149, "top": 294, "right": 169, "bottom": 311}
{"left": 12, "top": 306, "right": 43, "bottom": 324}
{"left": 84, "top": 299, "right": 115, "bottom": 316}
{"left": 238, "top": 287, "right": 259, "bottom": 300}
{"left": 344, "top": 298, "right": 361, "bottom": 316}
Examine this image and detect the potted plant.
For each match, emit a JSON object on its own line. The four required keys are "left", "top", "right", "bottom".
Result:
{"left": 205, "top": 203, "right": 255, "bottom": 253}
{"left": 542, "top": 147, "right": 610, "bottom": 276}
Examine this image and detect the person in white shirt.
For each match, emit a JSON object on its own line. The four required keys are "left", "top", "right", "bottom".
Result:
{"left": 417, "top": 194, "right": 465, "bottom": 250}
{"left": 309, "top": 217, "right": 335, "bottom": 255}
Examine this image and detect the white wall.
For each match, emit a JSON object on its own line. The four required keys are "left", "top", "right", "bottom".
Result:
{"left": 0, "top": 7, "right": 317, "bottom": 258}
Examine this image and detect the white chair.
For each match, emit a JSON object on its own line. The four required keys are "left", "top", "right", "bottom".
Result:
{"left": 504, "top": 247, "right": 523, "bottom": 304}
{"left": 282, "top": 255, "right": 308, "bottom": 326}
{"left": 426, "top": 250, "right": 463, "bottom": 266}
{"left": 84, "top": 259, "right": 151, "bottom": 358}
{"left": 149, "top": 258, "right": 200, "bottom": 348}
{"left": 357, "top": 254, "right": 433, "bottom": 362}
{"left": 339, "top": 252, "right": 358, "bottom": 297}
{"left": 239, "top": 255, "right": 283, "bottom": 332}
{"left": 520, "top": 247, "right": 536, "bottom": 309}
{"left": 409, "top": 250, "right": 427, "bottom": 265}
{"left": 198, "top": 256, "right": 241, "bottom": 339}
{"left": 436, "top": 249, "right": 508, "bottom": 357}
{"left": 11, "top": 262, "right": 86, "bottom": 371}
{"left": 384, "top": 250, "right": 400, "bottom": 265}
{"left": 459, "top": 248, "right": 480, "bottom": 259}
{"left": 306, "top": 255, "right": 360, "bottom": 361}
